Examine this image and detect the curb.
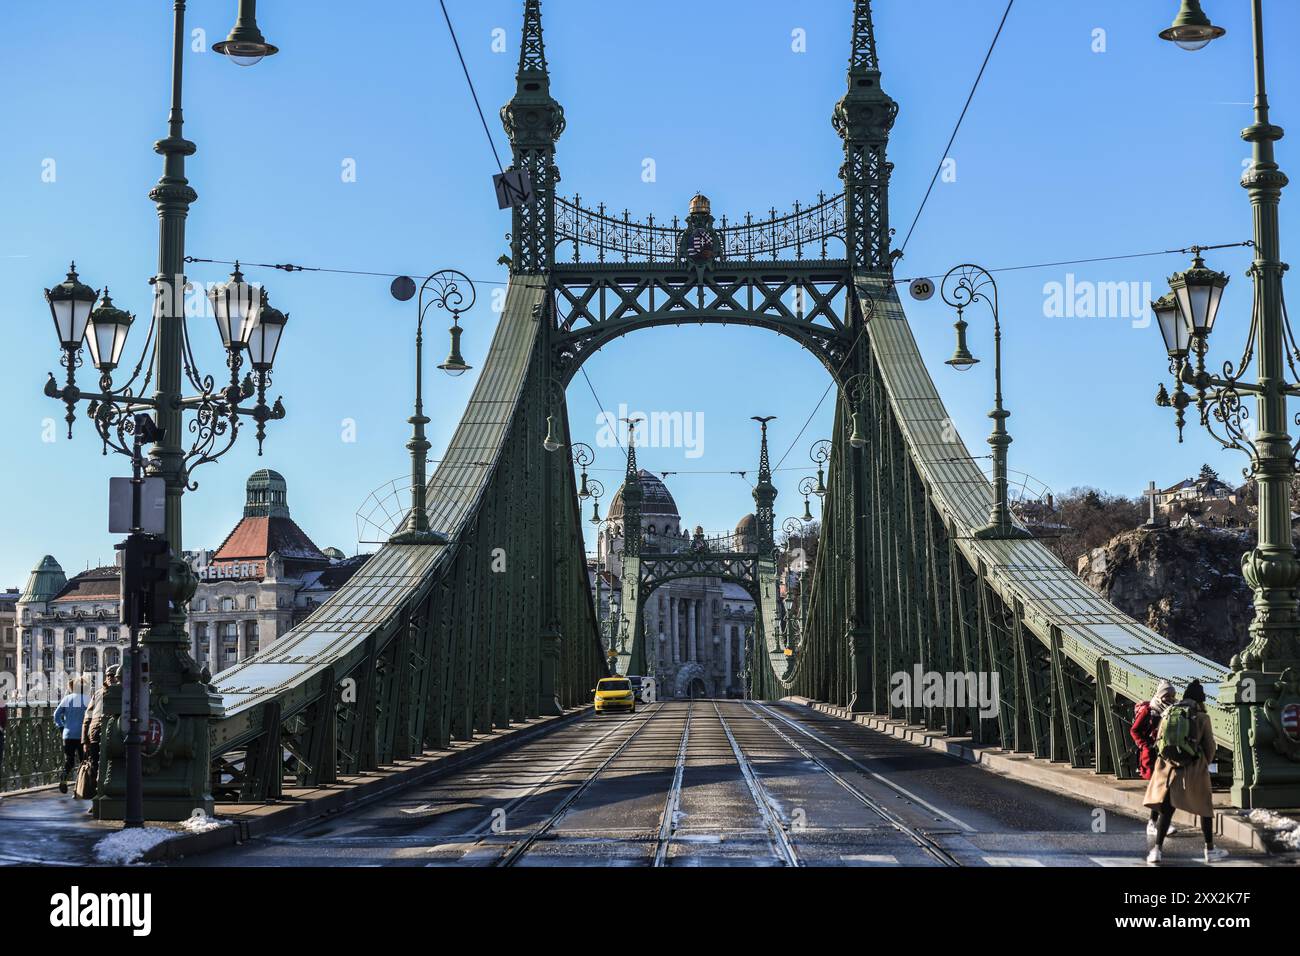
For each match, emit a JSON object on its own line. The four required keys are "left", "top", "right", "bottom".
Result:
{"left": 783, "top": 696, "right": 1271, "bottom": 853}
{"left": 138, "top": 706, "right": 591, "bottom": 863}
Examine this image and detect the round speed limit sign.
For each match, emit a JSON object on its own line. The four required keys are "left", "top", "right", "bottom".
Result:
{"left": 909, "top": 277, "right": 935, "bottom": 301}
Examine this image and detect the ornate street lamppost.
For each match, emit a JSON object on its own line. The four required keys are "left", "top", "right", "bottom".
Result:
{"left": 212, "top": 0, "right": 279, "bottom": 65}
{"left": 1148, "top": 1, "right": 1300, "bottom": 807}
{"left": 586, "top": 478, "right": 619, "bottom": 670}
{"left": 38, "top": 0, "right": 283, "bottom": 824}
{"left": 940, "top": 263, "right": 1030, "bottom": 540}
{"left": 388, "top": 270, "right": 477, "bottom": 545}
{"left": 809, "top": 439, "right": 831, "bottom": 499}
{"left": 781, "top": 515, "right": 810, "bottom": 646}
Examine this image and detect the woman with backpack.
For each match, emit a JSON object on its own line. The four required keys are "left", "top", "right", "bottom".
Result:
{"left": 1143, "top": 679, "right": 1227, "bottom": 864}
{"left": 1131, "top": 679, "right": 1177, "bottom": 838}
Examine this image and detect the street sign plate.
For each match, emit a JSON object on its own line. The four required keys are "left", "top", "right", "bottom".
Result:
{"left": 390, "top": 275, "right": 416, "bottom": 302}
{"left": 909, "top": 277, "right": 936, "bottom": 301}
{"left": 109, "top": 477, "right": 166, "bottom": 534}
{"left": 493, "top": 169, "right": 533, "bottom": 210}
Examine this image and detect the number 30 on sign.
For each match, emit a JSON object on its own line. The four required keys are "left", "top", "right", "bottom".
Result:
{"left": 909, "top": 277, "right": 935, "bottom": 301}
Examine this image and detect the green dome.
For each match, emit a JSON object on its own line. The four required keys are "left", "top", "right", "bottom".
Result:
{"left": 19, "top": 555, "right": 66, "bottom": 604}
{"left": 245, "top": 468, "right": 290, "bottom": 518}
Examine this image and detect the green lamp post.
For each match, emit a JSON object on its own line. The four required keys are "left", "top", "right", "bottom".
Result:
{"left": 40, "top": 0, "right": 283, "bottom": 823}
{"left": 940, "top": 263, "right": 1031, "bottom": 540}
{"left": 387, "top": 270, "right": 476, "bottom": 545}
{"left": 1149, "top": 1, "right": 1300, "bottom": 808}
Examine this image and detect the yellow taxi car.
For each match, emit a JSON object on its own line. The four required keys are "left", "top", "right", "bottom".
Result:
{"left": 593, "top": 676, "right": 636, "bottom": 714}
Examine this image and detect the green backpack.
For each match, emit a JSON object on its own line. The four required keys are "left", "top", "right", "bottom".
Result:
{"left": 1156, "top": 702, "right": 1199, "bottom": 768}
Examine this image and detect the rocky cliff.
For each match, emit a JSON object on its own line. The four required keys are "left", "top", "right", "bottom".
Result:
{"left": 1078, "top": 526, "right": 1254, "bottom": 666}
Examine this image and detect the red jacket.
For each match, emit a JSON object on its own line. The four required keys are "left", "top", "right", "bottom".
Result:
{"left": 1130, "top": 700, "right": 1159, "bottom": 779}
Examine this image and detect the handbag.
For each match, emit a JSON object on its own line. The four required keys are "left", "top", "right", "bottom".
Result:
{"left": 74, "top": 759, "right": 94, "bottom": 800}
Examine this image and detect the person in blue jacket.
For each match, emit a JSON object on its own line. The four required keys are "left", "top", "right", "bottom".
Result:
{"left": 53, "top": 679, "right": 88, "bottom": 794}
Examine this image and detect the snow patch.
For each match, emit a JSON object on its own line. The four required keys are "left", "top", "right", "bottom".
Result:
{"left": 1246, "top": 808, "right": 1300, "bottom": 851}
{"left": 180, "top": 811, "right": 230, "bottom": 834}
{"left": 93, "top": 828, "right": 174, "bottom": 865}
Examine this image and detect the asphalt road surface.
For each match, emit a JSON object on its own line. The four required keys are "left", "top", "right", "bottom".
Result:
{"left": 178, "top": 700, "right": 1279, "bottom": 868}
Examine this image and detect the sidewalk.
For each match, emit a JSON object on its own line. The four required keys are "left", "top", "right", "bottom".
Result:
{"left": 783, "top": 696, "right": 1290, "bottom": 853}
{"left": 0, "top": 707, "right": 587, "bottom": 865}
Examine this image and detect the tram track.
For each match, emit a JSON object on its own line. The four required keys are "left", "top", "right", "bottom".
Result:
{"left": 495, "top": 703, "right": 671, "bottom": 867}
{"left": 711, "top": 701, "right": 801, "bottom": 867}
{"left": 650, "top": 700, "right": 694, "bottom": 866}
{"left": 261, "top": 704, "right": 662, "bottom": 852}
{"left": 746, "top": 702, "right": 962, "bottom": 867}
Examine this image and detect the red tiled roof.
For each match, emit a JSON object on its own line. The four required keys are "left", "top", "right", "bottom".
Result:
{"left": 212, "top": 516, "right": 325, "bottom": 565}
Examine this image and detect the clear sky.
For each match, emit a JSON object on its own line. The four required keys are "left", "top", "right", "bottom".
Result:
{"left": 1, "top": 0, "right": 1296, "bottom": 587}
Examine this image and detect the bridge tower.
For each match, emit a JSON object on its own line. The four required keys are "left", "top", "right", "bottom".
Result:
{"left": 834, "top": 0, "right": 898, "bottom": 274}
{"left": 751, "top": 417, "right": 778, "bottom": 556}
{"left": 501, "top": 0, "right": 564, "bottom": 275}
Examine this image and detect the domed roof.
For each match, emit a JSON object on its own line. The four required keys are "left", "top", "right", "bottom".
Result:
{"left": 19, "top": 555, "right": 67, "bottom": 604}
{"left": 607, "top": 470, "right": 679, "bottom": 520}
{"left": 735, "top": 513, "right": 757, "bottom": 535}
{"left": 245, "top": 468, "right": 290, "bottom": 518}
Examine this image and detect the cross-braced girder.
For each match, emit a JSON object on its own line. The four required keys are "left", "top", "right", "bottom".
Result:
{"left": 549, "top": 262, "right": 856, "bottom": 385}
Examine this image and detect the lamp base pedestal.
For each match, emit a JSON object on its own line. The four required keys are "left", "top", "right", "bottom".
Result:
{"left": 1222, "top": 666, "right": 1300, "bottom": 810}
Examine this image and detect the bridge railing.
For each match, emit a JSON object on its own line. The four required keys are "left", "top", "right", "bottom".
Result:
{"left": 1, "top": 704, "right": 63, "bottom": 793}
{"left": 553, "top": 192, "right": 847, "bottom": 264}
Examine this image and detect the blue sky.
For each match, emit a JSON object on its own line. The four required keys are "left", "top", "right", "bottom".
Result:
{"left": 1, "top": 0, "right": 1296, "bottom": 586}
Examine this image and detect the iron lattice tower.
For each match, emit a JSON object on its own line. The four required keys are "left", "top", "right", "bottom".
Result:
{"left": 752, "top": 417, "right": 778, "bottom": 555}
{"left": 833, "top": 0, "right": 898, "bottom": 275}
{"left": 501, "top": 0, "right": 565, "bottom": 274}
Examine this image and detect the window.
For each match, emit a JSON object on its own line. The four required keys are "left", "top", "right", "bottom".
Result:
{"left": 103, "top": 647, "right": 120, "bottom": 667}
{"left": 245, "top": 595, "right": 257, "bottom": 610}
{"left": 108, "top": 626, "right": 119, "bottom": 643}
{"left": 84, "top": 627, "right": 97, "bottom": 643}
{"left": 43, "top": 629, "right": 55, "bottom": 648}
{"left": 194, "top": 598, "right": 206, "bottom": 612}
{"left": 221, "top": 596, "right": 235, "bottom": 612}
{"left": 64, "top": 628, "right": 76, "bottom": 645}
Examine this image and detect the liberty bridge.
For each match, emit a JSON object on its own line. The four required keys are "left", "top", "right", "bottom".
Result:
{"left": 4, "top": 0, "right": 1296, "bottom": 870}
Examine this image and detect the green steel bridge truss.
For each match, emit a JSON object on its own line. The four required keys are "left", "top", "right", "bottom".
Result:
{"left": 192, "top": 0, "right": 1234, "bottom": 802}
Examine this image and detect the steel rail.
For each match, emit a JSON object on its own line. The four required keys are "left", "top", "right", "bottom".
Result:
{"left": 259, "top": 705, "right": 662, "bottom": 850}
{"left": 747, "top": 702, "right": 962, "bottom": 867}
{"left": 495, "top": 704, "right": 670, "bottom": 867}
{"left": 651, "top": 700, "right": 694, "bottom": 867}
{"left": 711, "top": 701, "right": 801, "bottom": 867}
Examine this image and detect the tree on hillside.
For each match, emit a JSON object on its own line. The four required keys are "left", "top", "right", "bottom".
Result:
{"left": 1042, "top": 487, "right": 1146, "bottom": 568}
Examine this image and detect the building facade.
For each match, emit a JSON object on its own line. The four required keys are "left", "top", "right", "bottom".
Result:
{"left": 14, "top": 556, "right": 121, "bottom": 702}
{"left": 593, "top": 470, "right": 755, "bottom": 699}
{"left": 10, "top": 469, "right": 369, "bottom": 698}
{"left": 1, "top": 588, "right": 20, "bottom": 693}
{"left": 187, "top": 469, "right": 369, "bottom": 675}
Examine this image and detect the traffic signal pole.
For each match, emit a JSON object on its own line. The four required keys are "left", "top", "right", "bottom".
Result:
{"left": 115, "top": 413, "right": 168, "bottom": 828}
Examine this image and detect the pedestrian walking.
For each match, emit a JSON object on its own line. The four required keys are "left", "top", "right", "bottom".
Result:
{"left": 52, "top": 679, "right": 89, "bottom": 795}
{"left": 1144, "top": 679, "right": 1227, "bottom": 864}
{"left": 79, "top": 666, "right": 119, "bottom": 806}
{"left": 1131, "top": 679, "right": 1178, "bottom": 838}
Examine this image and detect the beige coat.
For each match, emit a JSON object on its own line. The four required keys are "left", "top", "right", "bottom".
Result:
{"left": 1142, "top": 702, "right": 1216, "bottom": 817}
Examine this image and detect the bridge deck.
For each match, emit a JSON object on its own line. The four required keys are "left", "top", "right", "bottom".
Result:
{"left": 176, "top": 701, "right": 1273, "bottom": 868}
